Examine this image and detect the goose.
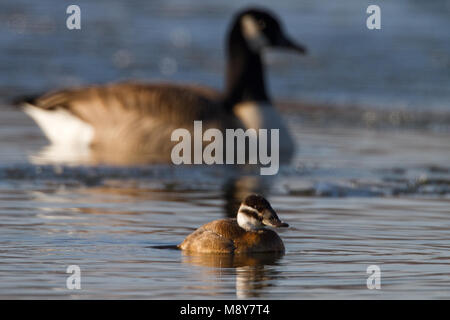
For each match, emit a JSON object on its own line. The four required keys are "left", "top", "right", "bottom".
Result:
{"left": 178, "top": 194, "right": 289, "bottom": 254}
{"left": 18, "top": 7, "right": 306, "bottom": 164}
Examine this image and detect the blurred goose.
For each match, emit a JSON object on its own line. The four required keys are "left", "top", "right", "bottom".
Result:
{"left": 178, "top": 194, "right": 289, "bottom": 254}
{"left": 19, "top": 8, "right": 306, "bottom": 163}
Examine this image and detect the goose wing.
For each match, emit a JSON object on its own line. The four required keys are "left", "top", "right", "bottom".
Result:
{"left": 26, "top": 81, "right": 225, "bottom": 126}
{"left": 20, "top": 82, "right": 236, "bottom": 159}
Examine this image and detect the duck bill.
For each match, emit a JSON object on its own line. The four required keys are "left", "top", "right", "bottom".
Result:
{"left": 262, "top": 209, "right": 289, "bottom": 228}
{"left": 262, "top": 218, "right": 289, "bottom": 228}
{"left": 276, "top": 34, "right": 307, "bottom": 55}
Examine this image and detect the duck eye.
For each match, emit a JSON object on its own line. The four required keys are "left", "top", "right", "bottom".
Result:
{"left": 258, "top": 20, "right": 266, "bottom": 30}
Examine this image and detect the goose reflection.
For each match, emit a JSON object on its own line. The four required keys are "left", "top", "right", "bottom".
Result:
{"left": 181, "top": 251, "right": 283, "bottom": 298}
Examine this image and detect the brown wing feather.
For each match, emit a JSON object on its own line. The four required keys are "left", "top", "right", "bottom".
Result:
{"left": 31, "top": 81, "right": 226, "bottom": 126}
{"left": 178, "top": 227, "right": 236, "bottom": 254}
{"left": 28, "top": 81, "right": 240, "bottom": 161}
{"left": 200, "top": 219, "right": 247, "bottom": 240}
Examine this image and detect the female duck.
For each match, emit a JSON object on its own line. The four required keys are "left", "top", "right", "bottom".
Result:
{"left": 178, "top": 194, "right": 289, "bottom": 254}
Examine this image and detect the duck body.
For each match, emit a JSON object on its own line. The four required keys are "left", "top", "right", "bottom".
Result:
{"left": 178, "top": 218, "right": 285, "bottom": 254}
{"left": 178, "top": 194, "right": 289, "bottom": 254}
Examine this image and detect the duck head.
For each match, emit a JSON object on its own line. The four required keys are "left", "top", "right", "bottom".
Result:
{"left": 237, "top": 194, "right": 289, "bottom": 231}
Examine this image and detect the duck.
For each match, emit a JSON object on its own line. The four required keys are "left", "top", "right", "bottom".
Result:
{"left": 178, "top": 194, "right": 289, "bottom": 254}
{"left": 17, "top": 7, "right": 307, "bottom": 164}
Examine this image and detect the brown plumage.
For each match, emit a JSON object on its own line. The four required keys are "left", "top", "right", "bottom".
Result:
{"left": 178, "top": 218, "right": 285, "bottom": 254}
{"left": 29, "top": 81, "right": 239, "bottom": 163}
{"left": 31, "top": 82, "right": 224, "bottom": 124}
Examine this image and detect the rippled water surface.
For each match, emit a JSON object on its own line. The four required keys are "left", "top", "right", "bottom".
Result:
{"left": 1, "top": 179, "right": 450, "bottom": 299}
{"left": 1, "top": 0, "right": 450, "bottom": 299}
{"left": 1, "top": 106, "right": 450, "bottom": 299}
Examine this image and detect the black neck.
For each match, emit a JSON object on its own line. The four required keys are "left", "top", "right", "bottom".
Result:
{"left": 223, "top": 24, "right": 270, "bottom": 111}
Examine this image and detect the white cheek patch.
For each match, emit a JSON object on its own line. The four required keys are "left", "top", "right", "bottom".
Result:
{"left": 241, "top": 15, "right": 268, "bottom": 52}
{"left": 237, "top": 213, "right": 260, "bottom": 231}
{"left": 237, "top": 205, "right": 264, "bottom": 231}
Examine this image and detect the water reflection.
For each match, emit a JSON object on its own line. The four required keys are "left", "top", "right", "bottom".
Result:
{"left": 223, "top": 176, "right": 271, "bottom": 218}
{"left": 28, "top": 145, "right": 278, "bottom": 220}
{"left": 30, "top": 144, "right": 165, "bottom": 166}
{"left": 181, "top": 251, "right": 283, "bottom": 298}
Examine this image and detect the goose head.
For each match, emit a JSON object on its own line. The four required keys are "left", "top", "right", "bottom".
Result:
{"left": 237, "top": 8, "right": 307, "bottom": 54}
{"left": 225, "top": 7, "right": 307, "bottom": 107}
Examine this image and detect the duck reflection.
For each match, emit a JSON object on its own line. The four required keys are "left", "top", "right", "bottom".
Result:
{"left": 223, "top": 175, "right": 272, "bottom": 218}
{"left": 181, "top": 251, "right": 283, "bottom": 298}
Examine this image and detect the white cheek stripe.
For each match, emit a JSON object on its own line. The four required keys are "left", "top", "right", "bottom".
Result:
{"left": 237, "top": 212, "right": 261, "bottom": 231}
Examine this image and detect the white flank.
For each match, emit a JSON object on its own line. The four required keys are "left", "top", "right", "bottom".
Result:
{"left": 24, "top": 103, "right": 94, "bottom": 147}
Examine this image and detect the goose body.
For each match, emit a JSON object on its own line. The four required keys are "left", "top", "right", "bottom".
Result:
{"left": 19, "top": 8, "right": 306, "bottom": 163}
{"left": 24, "top": 82, "right": 234, "bottom": 162}
{"left": 178, "top": 194, "right": 288, "bottom": 254}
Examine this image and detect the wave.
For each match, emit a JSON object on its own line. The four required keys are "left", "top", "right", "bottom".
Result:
{"left": 1, "top": 163, "right": 449, "bottom": 197}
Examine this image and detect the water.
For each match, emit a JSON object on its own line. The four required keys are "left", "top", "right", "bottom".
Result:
{"left": 1, "top": 105, "right": 450, "bottom": 299}
{"left": 1, "top": 0, "right": 450, "bottom": 299}
{"left": 2, "top": 189, "right": 450, "bottom": 299}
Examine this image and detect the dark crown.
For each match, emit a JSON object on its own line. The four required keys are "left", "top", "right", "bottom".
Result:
{"left": 243, "top": 194, "right": 271, "bottom": 212}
